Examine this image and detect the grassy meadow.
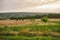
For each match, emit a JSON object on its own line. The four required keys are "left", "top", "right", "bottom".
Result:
{"left": 0, "top": 13, "right": 60, "bottom": 40}
{"left": 0, "top": 18, "right": 60, "bottom": 40}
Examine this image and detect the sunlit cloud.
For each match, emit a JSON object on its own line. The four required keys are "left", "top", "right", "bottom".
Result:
{"left": 0, "top": 0, "right": 60, "bottom": 13}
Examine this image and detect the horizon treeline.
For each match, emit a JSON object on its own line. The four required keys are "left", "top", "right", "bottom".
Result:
{"left": 0, "top": 12, "right": 60, "bottom": 20}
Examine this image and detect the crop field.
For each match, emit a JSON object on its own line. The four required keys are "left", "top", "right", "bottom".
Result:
{"left": 0, "top": 19, "right": 60, "bottom": 40}
{"left": 0, "top": 19, "right": 60, "bottom": 26}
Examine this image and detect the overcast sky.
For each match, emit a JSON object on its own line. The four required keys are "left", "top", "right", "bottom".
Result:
{"left": 0, "top": 0, "right": 60, "bottom": 13}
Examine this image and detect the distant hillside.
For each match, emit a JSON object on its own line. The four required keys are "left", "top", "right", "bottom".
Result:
{"left": 0, "top": 12, "right": 60, "bottom": 18}
{"left": 0, "top": 12, "right": 46, "bottom": 17}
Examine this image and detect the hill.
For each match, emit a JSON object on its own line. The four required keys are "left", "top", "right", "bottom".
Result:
{"left": 0, "top": 12, "right": 60, "bottom": 18}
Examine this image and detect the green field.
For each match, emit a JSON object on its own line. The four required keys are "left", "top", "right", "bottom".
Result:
{"left": 0, "top": 15, "right": 60, "bottom": 40}
{"left": 0, "top": 24, "right": 60, "bottom": 40}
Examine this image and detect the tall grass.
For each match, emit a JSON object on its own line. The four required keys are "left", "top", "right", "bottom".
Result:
{"left": 0, "top": 25, "right": 60, "bottom": 40}
{"left": 1, "top": 36, "right": 60, "bottom": 40}
{"left": 0, "top": 25, "right": 60, "bottom": 32}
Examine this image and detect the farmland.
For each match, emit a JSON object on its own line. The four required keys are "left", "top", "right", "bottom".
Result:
{"left": 0, "top": 18, "right": 60, "bottom": 40}
{"left": 0, "top": 25, "right": 60, "bottom": 40}
{"left": 0, "top": 13, "right": 60, "bottom": 40}
{"left": 0, "top": 19, "right": 60, "bottom": 26}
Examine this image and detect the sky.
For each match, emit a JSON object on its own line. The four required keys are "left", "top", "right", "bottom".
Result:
{"left": 0, "top": 0, "right": 60, "bottom": 13}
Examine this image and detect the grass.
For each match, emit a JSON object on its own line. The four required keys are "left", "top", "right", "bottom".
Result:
{"left": 0, "top": 25, "right": 60, "bottom": 36}
{"left": 0, "top": 36, "right": 60, "bottom": 40}
{"left": 0, "top": 25, "right": 60, "bottom": 32}
{"left": 0, "top": 20, "right": 60, "bottom": 40}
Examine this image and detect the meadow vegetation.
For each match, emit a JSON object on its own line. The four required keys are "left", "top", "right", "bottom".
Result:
{"left": 0, "top": 25, "right": 60, "bottom": 40}
{"left": 0, "top": 14, "right": 60, "bottom": 40}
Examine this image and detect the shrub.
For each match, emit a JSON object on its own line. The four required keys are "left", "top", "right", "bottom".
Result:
{"left": 41, "top": 16, "right": 48, "bottom": 23}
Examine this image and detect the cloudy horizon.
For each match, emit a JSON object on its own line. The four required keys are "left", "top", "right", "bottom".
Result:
{"left": 0, "top": 0, "right": 60, "bottom": 13}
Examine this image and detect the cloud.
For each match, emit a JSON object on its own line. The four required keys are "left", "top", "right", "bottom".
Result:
{"left": 0, "top": 0, "right": 60, "bottom": 13}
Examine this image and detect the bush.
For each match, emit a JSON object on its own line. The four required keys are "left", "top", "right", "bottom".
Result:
{"left": 41, "top": 16, "right": 48, "bottom": 23}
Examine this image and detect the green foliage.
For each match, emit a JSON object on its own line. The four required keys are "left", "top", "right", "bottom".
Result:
{"left": 9, "top": 16, "right": 26, "bottom": 21}
{"left": 0, "top": 13, "right": 60, "bottom": 20}
{"left": 1, "top": 36, "right": 60, "bottom": 40}
{"left": 21, "top": 17, "right": 25, "bottom": 21}
{"left": 9, "top": 17, "right": 16, "bottom": 20}
{"left": 41, "top": 16, "right": 48, "bottom": 23}
{"left": 29, "top": 16, "right": 35, "bottom": 21}
{"left": 0, "top": 25, "right": 60, "bottom": 40}
{"left": 10, "top": 27, "right": 22, "bottom": 31}
{"left": 0, "top": 25, "right": 60, "bottom": 32}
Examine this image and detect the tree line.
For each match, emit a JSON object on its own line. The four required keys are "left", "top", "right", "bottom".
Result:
{"left": 0, "top": 15, "right": 48, "bottom": 23}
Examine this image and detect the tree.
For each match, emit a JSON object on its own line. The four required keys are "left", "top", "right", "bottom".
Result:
{"left": 30, "top": 16, "right": 35, "bottom": 21}
{"left": 41, "top": 15, "right": 48, "bottom": 23}
{"left": 9, "top": 17, "right": 19, "bottom": 20}
{"left": 21, "top": 17, "right": 25, "bottom": 21}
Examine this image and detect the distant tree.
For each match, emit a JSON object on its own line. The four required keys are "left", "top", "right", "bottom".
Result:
{"left": 9, "top": 17, "right": 15, "bottom": 20}
{"left": 21, "top": 17, "right": 25, "bottom": 21}
{"left": 18, "top": 17, "right": 22, "bottom": 20}
{"left": 30, "top": 16, "right": 35, "bottom": 21}
{"left": 41, "top": 15, "right": 48, "bottom": 23}
{"left": 35, "top": 15, "right": 41, "bottom": 19}
{"left": 15, "top": 17, "right": 19, "bottom": 20}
